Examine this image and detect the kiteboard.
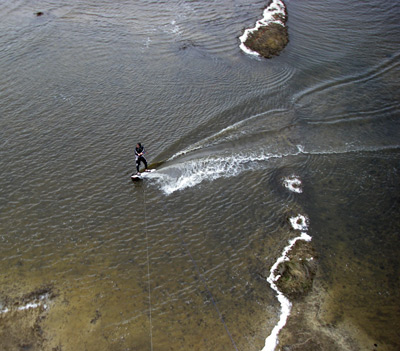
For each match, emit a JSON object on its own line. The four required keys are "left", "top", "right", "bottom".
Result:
{"left": 131, "top": 169, "right": 156, "bottom": 181}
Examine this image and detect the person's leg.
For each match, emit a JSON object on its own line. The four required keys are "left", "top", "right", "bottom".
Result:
{"left": 137, "top": 156, "right": 147, "bottom": 172}
{"left": 142, "top": 156, "right": 148, "bottom": 170}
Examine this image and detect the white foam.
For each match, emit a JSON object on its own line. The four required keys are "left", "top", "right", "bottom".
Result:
{"left": 156, "top": 147, "right": 306, "bottom": 195}
{"left": 262, "top": 231, "right": 312, "bottom": 351}
{"left": 283, "top": 175, "right": 302, "bottom": 193}
{"left": 156, "top": 154, "right": 246, "bottom": 195}
{"left": 156, "top": 144, "right": 307, "bottom": 195}
{"left": 162, "top": 19, "right": 181, "bottom": 35}
{"left": 0, "top": 306, "right": 9, "bottom": 314}
{"left": 0, "top": 293, "right": 50, "bottom": 314}
{"left": 18, "top": 302, "right": 42, "bottom": 311}
{"left": 239, "top": 0, "right": 286, "bottom": 57}
{"left": 289, "top": 214, "right": 309, "bottom": 231}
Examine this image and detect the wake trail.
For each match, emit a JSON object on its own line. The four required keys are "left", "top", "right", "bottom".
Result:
{"left": 147, "top": 144, "right": 400, "bottom": 195}
{"left": 292, "top": 51, "right": 400, "bottom": 106}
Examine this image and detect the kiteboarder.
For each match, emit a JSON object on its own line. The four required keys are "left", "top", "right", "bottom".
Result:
{"left": 135, "top": 142, "right": 148, "bottom": 174}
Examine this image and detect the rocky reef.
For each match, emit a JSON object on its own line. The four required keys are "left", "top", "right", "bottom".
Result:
{"left": 240, "top": 0, "right": 288, "bottom": 58}
{"left": 274, "top": 238, "right": 318, "bottom": 299}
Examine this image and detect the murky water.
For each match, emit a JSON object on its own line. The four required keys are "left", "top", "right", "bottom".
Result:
{"left": 1, "top": 0, "right": 399, "bottom": 350}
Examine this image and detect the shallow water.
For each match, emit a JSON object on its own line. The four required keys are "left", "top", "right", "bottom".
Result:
{"left": 1, "top": 0, "right": 399, "bottom": 350}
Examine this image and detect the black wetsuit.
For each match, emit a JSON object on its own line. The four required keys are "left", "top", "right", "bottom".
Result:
{"left": 135, "top": 144, "right": 148, "bottom": 172}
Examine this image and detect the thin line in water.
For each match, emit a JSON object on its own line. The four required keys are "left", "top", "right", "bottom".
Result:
{"left": 142, "top": 186, "right": 153, "bottom": 351}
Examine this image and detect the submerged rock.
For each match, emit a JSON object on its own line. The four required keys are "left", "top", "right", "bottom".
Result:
{"left": 274, "top": 239, "right": 318, "bottom": 299}
{"left": 0, "top": 286, "right": 57, "bottom": 351}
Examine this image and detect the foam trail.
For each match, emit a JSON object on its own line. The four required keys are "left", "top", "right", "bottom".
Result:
{"left": 263, "top": 231, "right": 311, "bottom": 351}
{"left": 168, "top": 109, "right": 289, "bottom": 161}
{"left": 155, "top": 155, "right": 252, "bottom": 195}
{"left": 153, "top": 143, "right": 399, "bottom": 195}
{"left": 262, "top": 213, "right": 311, "bottom": 351}
{"left": 156, "top": 145, "right": 304, "bottom": 195}
{"left": 239, "top": 0, "right": 286, "bottom": 57}
{"left": 260, "top": 179, "right": 311, "bottom": 351}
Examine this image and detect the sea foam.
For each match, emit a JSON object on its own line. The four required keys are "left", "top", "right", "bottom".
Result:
{"left": 262, "top": 215, "right": 312, "bottom": 351}
{"left": 283, "top": 175, "right": 303, "bottom": 193}
{"left": 155, "top": 146, "right": 305, "bottom": 195}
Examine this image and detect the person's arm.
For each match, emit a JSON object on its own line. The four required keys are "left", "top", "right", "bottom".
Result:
{"left": 138, "top": 147, "right": 145, "bottom": 156}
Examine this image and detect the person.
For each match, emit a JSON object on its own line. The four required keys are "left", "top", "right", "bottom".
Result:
{"left": 135, "top": 142, "right": 148, "bottom": 174}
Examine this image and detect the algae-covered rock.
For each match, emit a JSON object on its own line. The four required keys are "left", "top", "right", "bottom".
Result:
{"left": 239, "top": 0, "right": 289, "bottom": 58}
{"left": 275, "top": 239, "right": 318, "bottom": 299}
{"left": 243, "top": 23, "right": 288, "bottom": 59}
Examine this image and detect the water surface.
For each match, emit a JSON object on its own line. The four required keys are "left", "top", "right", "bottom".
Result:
{"left": 1, "top": 0, "right": 399, "bottom": 350}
